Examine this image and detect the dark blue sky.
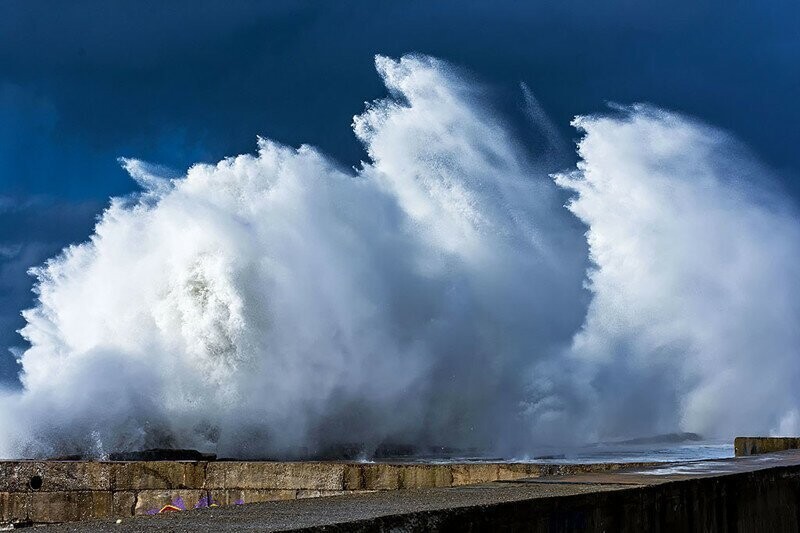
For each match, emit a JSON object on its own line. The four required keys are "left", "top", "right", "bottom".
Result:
{"left": 1, "top": 0, "right": 798, "bottom": 384}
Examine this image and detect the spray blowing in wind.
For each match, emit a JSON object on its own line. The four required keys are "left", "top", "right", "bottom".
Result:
{"left": 1, "top": 54, "right": 798, "bottom": 459}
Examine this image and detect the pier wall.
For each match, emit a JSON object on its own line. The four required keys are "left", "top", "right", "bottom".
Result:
{"left": 0, "top": 460, "right": 646, "bottom": 526}
{"left": 40, "top": 450, "right": 800, "bottom": 533}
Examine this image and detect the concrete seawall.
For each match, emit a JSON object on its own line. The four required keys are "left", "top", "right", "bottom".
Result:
{"left": 0, "top": 460, "right": 653, "bottom": 526}
{"left": 47, "top": 450, "right": 800, "bottom": 532}
{"left": 5, "top": 437, "right": 798, "bottom": 528}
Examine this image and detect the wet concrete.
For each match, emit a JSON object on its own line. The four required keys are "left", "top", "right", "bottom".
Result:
{"left": 43, "top": 450, "right": 800, "bottom": 532}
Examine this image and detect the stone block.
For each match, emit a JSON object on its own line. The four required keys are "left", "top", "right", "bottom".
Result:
{"left": 0, "top": 462, "right": 28, "bottom": 492}
{"left": 27, "top": 491, "right": 113, "bottom": 523}
{"left": 0, "top": 461, "right": 111, "bottom": 492}
{"left": 133, "top": 489, "right": 207, "bottom": 515}
{"left": 361, "top": 464, "right": 401, "bottom": 490}
{"left": 205, "top": 462, "right": 345, "bottom": 490}
{"left": 113, "top": 461, "right": 207, "bottom": 490}
{"left": 0, "top": 491, "right": 28, "bottom": 523}
{"left": 211, "top": 488, "right": 297, "bottom": 506}
{"left": 497, "top": 463, "right": 540, "bottom": 481}
{"left": 343, "top": 464, "right": 365, "bottom": 490}
{"left": 398, "top": 464, "right": 453, "bottom": 489}
{"left": 44, "top": 462, "right": 113, "bottom": 491}
{"left": 451, "top": 464, "right": 500, "bottom": 486}
{"left": 112, "top": 491, "right": 136, "bottom": 517}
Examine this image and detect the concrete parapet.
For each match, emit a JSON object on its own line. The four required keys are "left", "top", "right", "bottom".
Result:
{"left": 43, "top": 450, "right": 800, "bottom": 533}
{"left": 734, "top": 436, "right": 800, "bottom": 456}
{"left": 0, "top": 459, "right": 661, "bottom": 526}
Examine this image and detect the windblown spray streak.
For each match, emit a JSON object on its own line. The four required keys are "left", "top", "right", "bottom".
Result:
{"left": 1, "top": 56, "right": 798, "bottom": 459}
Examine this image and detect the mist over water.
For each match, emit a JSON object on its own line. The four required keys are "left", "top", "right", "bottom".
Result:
{"left": 1, "top": 55, "right": 797, "bottom": 459}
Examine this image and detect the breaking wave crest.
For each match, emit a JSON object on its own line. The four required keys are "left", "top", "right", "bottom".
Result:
{"left": 1, "top": 55, "right": 797, "bottom": 458}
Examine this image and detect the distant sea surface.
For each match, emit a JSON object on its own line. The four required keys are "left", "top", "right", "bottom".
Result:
{"left": 527, "top": 442, "right": 734, "bottom": 464}
{"left": 392, "top": 442, "right": 734, "bottom": 464}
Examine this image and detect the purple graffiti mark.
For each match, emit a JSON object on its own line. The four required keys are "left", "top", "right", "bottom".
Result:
{"left": 171, "top": 496, "right": 187, "bottom": 511}
{"left": 234, "top": 498, "right": 245, "bottom": 505}
{"left": 142, "top": 495, "right": 231, "bottom": 516}
{"left": 194, "top": 496, "right": 209, "bottom": 509}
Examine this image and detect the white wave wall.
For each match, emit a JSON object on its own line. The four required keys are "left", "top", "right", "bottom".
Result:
{"left": 0, "top": 55, "right": 588, "bottom": 458}
{"left": 1, "top": 55, "right": 798, "bottom": 458}
{"left": 555, "top": 107, "right": 800, "bottom": 440}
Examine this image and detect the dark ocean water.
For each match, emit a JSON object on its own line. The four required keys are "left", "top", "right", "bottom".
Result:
{"left": 526, "top": 442, "right": 734, "bottom": 464}
{"left": 384, "top": 442, "right": 734, "bottom": 465}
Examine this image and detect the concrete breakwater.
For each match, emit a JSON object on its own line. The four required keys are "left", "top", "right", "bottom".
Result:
{"left": 4, "top": 437, "right": 799, "bottom": 528}
{"left": 49, "top": 449, "right": 800, "bottom": 533}
{"left": 0, "top": 459, "right": 652, "bottom": 526}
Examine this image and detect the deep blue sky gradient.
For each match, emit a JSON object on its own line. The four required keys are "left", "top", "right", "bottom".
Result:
{"left": 1, "top": 0, "right": 798, "bottom": 383}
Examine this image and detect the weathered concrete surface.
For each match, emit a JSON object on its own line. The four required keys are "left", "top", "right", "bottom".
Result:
{"left": 0, "top": 459, "right": 657, "bottom": 526}
{"left": 734, "top": 436, "right": 800, "bottom": 456}
{"left": 0, "top": 461, "right": 112, "bottom": 492}
{"left": 205, "top": 462, "right": 346, "bottom": 490}
{"left": 114, "top": 461, "right": 207, "bottom": 490}
{"left": 43, "top": 450, "right": 800, "bottom": 532}
{"left": 27, "top": 491, "right": 113, "bottom": 524}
